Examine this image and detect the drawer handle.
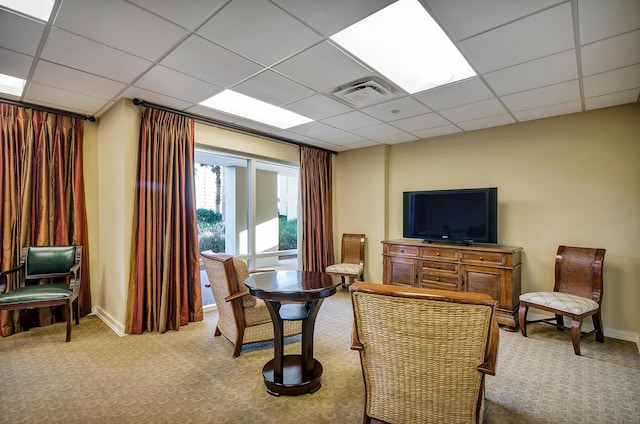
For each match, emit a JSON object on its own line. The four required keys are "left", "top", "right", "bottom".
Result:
{"left": 479, "top": 257, "right": 484, "bottom": 261}
{"left": 400, "top": 249, "right": 404, "bottom": 253}
{"left": 436, "top": 277, "right": 440, "bottom": 281}
{"left": 436, "top": 252, "right": 440, "bottom": 256}
{"left": 436, "top": 265, "right": 441, "bottom": 269}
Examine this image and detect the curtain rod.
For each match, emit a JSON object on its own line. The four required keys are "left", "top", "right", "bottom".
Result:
{"left": 0, "top": 98, "right": 96, "bottom": 122}
{"left": 132, "top": 98, "right": 337, "bottom": 155}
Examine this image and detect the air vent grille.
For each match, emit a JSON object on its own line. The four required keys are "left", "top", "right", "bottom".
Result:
{"left": 331, "top": 76, "right": 401, "bottom": 108}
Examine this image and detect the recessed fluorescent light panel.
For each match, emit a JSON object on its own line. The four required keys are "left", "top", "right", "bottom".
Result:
{"left": 200, "top": 90, "right": 312, "bottom": 129}
{"left": 0, "top": 0, "right": 55, "bottom": 21}
{"left": 331, "top": 0, "right": 476, "bottom": 94}
{"left": 0, "top": 73, "right": 26, "bottom": 96}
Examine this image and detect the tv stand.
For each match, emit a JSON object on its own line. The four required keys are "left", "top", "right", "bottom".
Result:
{"left": 382, "top": 239, "right": 522, "bottom": 329}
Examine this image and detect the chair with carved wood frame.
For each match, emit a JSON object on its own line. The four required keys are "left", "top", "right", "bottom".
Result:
{"left": 200, "top": 251, "right": 302, "bottom": 357}
{"left": 350, "top": 282, "right": 499, "bottom": 424}
{"left": 519, "top": 245, "right": 606, "bottom": 356}
{"left": 0, "top": 245, "right": 82, "bottom": 342}
{"left": 326, "top": 233, "right": 365, "bottom": 288}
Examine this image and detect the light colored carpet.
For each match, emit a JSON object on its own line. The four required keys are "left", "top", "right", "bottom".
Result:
{"left": 1, "top": 289, "right": 638, "bottom": 423}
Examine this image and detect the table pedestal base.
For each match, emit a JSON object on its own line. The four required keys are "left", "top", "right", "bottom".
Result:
{"left": 262, "top": 354, "right": 323, "bottom": 396}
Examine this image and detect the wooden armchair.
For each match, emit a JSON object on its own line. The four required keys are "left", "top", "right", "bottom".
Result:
{"left": 0, "top": 246, "right": 82, "bottom": 342}
{"left": 200, "top": 251, "right": 302, "bottom": 357}
{"left": 350, "top": 282, "right": 499, "bottom": 424}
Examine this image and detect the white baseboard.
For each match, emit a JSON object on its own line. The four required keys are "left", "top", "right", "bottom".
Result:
{"left": 92, "top": 306, "right": 126, "bottom": 337}
{"left": 526, "top": 311, "right": 640, "bottom": 353}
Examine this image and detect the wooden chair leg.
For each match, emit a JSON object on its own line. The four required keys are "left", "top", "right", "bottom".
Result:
{"left": 555, "top": 314, "right": 565, "bottom": 331}
{"left": 232, "top": 328, "right": 245, "bottom": 358}
{"left": 518, "top": 303, "right": 528, "bottom": 337}
{"left": 593, "top": 313, "right": 604, "bottom": 343}
{"left": 570, "top": 318, "right": 582, "bottom": 355}
{"left": 66, "top": 300, "right": 73, "bottom": 342}
{"left": 74, "top": 298, "right": 80, "bottom": 325}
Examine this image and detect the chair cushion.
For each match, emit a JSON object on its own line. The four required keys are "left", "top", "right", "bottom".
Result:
{"left": 520, "top": 291, "right": 599, "bottom": 315}
{"left": 0, "top": 284, "right": 71, "bottom": 304}
{"left": 27, "top": 246, "right": 76, "bottom": 275}
{"left": 325, "top": 263, "right": 363, "bottom": 276}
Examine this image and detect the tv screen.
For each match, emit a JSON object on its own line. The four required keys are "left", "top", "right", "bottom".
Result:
{"left": 403, "top": 188, "right": 498, "bottom": 244}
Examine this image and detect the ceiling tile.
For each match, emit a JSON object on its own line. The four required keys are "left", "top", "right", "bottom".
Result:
{"left": 234, "top": 119, "right": 282, "bottom": 134}
{"left": 41, "top": 28, "right": 152, "bottom": 82}
{"left": 198, "top": 0, "right": 322, "bottom": 67}
{"left": 351, "top": 122, "right": 417, "bottom": 143}
{"left": 501, "top": 80, "right": 580, "bottom": 111}
{"left": 273, "top": 41, "right": 373, "bottom": 92}
{"left": 54, "top": 0, "right": 187, "bottom": 61}
{"left": 25, "top": 82, "right": 107, "bottom": 115}
{"left": 127, "top": 0, "right": 227, "bottom": 30}
{"left": 160, "top": 35, "right": 262, "bottom": 88}
{"left": 457, "top": 114, "right": 516, "bottom": 131}
{"left": 585, "top": 89, "right": 640, "bottom": 110}
{"left": 513, "top": 100, "right": 582, "bottom": 121}
{"left": 32, "top": 61, "right": 126, "bottom": 99}
{"left": 582, "top": 64, "right": 640, "bottom": 98}
{"left": 581, "top": 30, "right": 640, "bottom": 77}
{"left": 484, "top": 50, "right": 578, "bottom": 96}
{"left": 232, "top": 70, "right": 315, "bottom": 106}
{"left": 427, "top": 0, "right": 563, "bottom": 41}
{"left": 284, "top": 94, "right": 353, "bottom": 120}
{"left": 320, "top": 111, "right": 382, "bottom": 131}
{"left": 412, "top": 125, "right": 462, "bottom": 139}
{"left": 122, "top": 86, "right": 193, "bottom": 111}
{"left": 439, "top": 98, "right": 508, "bottom": 122}
{"left": 0, "top": 9, "right": 44, "bottom": 55}
{"left": 361, "top": 96, "right": 431, "bottom": 121}
{"left": 0, "top": 48, "right": 33, "bottom": 79}
{"left": 273, "top": 130, "right": 311, "bottom": 142}
{"left": 578, "top": 0, "right": 640, "bottom": 44}
{"left": 318, "top": 132, "right": 368, "bottom": 145}
{"left": 413, "top": 77, "right": 494, "bottom": 110}
{"left": 135, "top": 65, "right": 222, "bottom": 103}
{"left": 270, "top": 0, "right": 396, "bottom": 36}
{"left": 459, "top": 3, "right": 574, "bottom": 73}
{"left": 390, "top": 113, "right": 451, "bottom": 132}
{"left": 288, "top": 121, "right": 343, "bottom": 138}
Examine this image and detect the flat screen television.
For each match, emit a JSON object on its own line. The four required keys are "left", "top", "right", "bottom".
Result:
{"left": 403, "top": 188, "right": 498, "bottom": 244}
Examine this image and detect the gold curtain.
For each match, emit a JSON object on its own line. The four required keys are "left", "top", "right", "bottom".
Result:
{"left": 0, "top": 103, "right": 91, "bottom": 336}
{"left": 126, "top": 107, "right": 203, "bottom": 334}
{"left": 299, "top": 146, "right": 334, "bottom": 272}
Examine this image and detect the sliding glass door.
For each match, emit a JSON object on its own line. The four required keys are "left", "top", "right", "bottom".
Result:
{"left": 195, "top": 150, "right": 299, "bottom": 307}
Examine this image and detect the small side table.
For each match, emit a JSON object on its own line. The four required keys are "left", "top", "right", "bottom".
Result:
{"left": 245, "top": 270, "right": 339, "bottom": 396}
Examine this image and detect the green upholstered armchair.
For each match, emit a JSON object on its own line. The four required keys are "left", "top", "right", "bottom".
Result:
{"left": 0, "top": 246, "right": 82, "bottom": 342}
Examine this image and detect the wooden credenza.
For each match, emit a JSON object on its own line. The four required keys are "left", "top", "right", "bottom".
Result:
{"left": 382, "top": 239, "right": 522, "bottom": 329}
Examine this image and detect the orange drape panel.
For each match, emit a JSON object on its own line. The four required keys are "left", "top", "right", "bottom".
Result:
{"left": 300, "top": 146, "right": 334, "bottom": 272}
{"left": 0, "top": 103, "right": 91, "bottom": 336}
{"left": 126, "top": 108, "right": 203, "bottom": 334}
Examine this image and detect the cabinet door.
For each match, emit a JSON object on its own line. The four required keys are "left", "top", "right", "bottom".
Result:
{"left": 383, "top": 256, "right": 417, "bottom": 287}
{"left": 462, "top": 265, "right": 504, "bottom": 305}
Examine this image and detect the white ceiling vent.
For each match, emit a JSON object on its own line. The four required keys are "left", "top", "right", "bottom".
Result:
{"left": 331, "top": 76, "right": 401, "bottom": 108}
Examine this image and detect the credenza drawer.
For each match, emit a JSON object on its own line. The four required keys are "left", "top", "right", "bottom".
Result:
{"left": 460, "top": 250, "right": 505, "bottom": 266}
{"left": 386, "top": 244, "right": 419, "bottom": 256}
{"left": 421, "top": 247, "right": 458, "bottom": 261}
{"left": 420, "top": 273, "right": 459, "bottom": 290}
{"left": 422, "top": 260, "right": 458, "bottom": 273}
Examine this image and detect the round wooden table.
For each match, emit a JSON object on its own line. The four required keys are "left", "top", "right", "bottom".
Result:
{"left": 245, "top": 270, "right": 340, "bottom": 396}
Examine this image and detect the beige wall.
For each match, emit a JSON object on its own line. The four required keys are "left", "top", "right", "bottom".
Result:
{"left": 334, "top": 103, "right": 640, "bottom": 341}
{"left": 90, "top": 99, "right": 139, "bottom": 333}
{"left": 332, "top": 145, "right": 388, "bottom": 282}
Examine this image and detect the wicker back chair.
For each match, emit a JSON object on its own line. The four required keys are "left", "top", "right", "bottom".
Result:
{"left": 350, "top": 282, "right": 499, "bottom": 424}
{"left": 201, "top": 251, "right": 301, "bottom": 357}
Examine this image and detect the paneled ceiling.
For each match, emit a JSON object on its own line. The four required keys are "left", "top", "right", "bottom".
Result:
{"left": 1, "top": 0, "right": 639, "bottom": 152}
